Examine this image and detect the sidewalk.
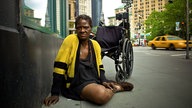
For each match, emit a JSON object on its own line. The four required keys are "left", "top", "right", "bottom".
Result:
{"left": 42, "top": 56, "right": 135, "bottom": 108}
{"left": 42, "top": 90, "right": 135, "bottom": 108}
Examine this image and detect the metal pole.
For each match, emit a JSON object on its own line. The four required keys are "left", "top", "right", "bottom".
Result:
{"left": 138, "top": 11, "right": 141, "bottom": 46}
{"left": 127, "top": 2, "right": 130, "bottom": 40}
{"left": 122, "top": 0, "right": 131, "bottom": 39}
{"left": 186, "top": 0, "right": 190, "bottom": 59}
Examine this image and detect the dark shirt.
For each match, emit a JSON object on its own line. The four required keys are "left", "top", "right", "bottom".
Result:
{"left": 61, "top": 41, "right": 101, "bottom": 100}
{"left": 78, "top": 51, "right": 100, "bottom": 84}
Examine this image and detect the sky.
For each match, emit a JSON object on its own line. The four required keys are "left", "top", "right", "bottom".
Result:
{"left": 102, "top": 0, "right": 124, "bottom": 25}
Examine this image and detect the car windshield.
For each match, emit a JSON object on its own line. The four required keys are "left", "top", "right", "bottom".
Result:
{"left": 167, "top": 36, "right": 183, "bottom": 40}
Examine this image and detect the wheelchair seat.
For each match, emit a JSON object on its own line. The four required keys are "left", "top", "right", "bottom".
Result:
{"left": 95, "top": 26, "right": 123, "bottom": 52}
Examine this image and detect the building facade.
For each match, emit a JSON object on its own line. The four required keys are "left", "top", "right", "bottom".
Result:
{"left": 79, "top": 0, "right": 92, "bottom": 16}
{"left": 132, "top": 0, "right": 169, "bottom": 38}
{"left": 68, "top": 0, "right": 76, "bottom": 34}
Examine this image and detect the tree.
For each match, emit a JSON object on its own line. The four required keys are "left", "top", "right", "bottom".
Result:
{"left": 145, "top": 11, "right": 165, "bottom": 40}
{"left": 163, "top": 0, "right": 187, "bottom": 37}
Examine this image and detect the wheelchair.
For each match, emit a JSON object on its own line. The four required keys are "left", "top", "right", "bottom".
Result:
{"left": 94, "top": 25, "right": 134, "bottom": 82}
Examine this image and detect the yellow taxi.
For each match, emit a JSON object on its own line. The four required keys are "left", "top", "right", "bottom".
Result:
{"left": 148, "top": 35, "right": 192, "bottom": 50}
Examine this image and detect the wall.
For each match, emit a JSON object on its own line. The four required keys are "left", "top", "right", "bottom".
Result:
{"left": 0, "top": 1, "right": 63, "bottom": 107}
{"left": 0, "top": 27, "right": 63, "bottom": 108}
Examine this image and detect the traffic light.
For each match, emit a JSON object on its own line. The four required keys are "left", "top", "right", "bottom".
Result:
{"left": 116, "top": 13, "right": 128, "bottom": 20}
{"left": 116, "top": 13, "right": 123, "bottom": 20}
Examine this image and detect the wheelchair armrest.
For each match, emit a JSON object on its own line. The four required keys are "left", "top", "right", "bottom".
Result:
{"left": 101, "top": 46, "right": 118, "bottom": 53}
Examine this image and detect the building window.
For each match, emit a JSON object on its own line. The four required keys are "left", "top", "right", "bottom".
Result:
{"left": 21, "top": 0, "right": 68, "bottom": 37}
{"left": 22, "top": 0, "right": 53, "bottom": 33}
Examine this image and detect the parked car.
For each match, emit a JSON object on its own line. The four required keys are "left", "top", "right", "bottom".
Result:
{"left": 148, "top": 35, "right": 192, "bottom": 50}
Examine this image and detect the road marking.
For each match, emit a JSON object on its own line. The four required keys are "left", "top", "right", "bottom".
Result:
{"left": 145, "top": 52, "right": 160, "bottom": 56}
{"left": 134, "top": 51, "right": 160, "bottom": 56}
{"left": 171, "top": 54, "right": 191, "bottom": 56}
{"left": 133, "top": 51, "right": 149, "bottom": 52}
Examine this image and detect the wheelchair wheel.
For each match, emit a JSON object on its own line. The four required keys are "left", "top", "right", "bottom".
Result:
{"left": 115, "top": 64, "right": 125, "bottom": 82}
{"left": 122, "top": 38, "right": 134, "bottom": 78}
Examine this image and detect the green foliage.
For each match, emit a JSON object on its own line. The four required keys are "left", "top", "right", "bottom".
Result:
{"left": 145, "top": 0, "right": 192, "bottom": 40}
{"left": 146, "top": 35, "right": 156, "bottom": 41}
{"left": 145, "top": 11, "right": 165, "bottom": 38}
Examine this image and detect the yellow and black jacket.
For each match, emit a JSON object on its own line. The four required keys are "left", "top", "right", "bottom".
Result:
{"left": 51, "top": 34, "right": 107, "bottom": 96}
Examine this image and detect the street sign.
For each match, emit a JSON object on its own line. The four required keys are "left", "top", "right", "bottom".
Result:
{"left": 175, "top": 22, "right": 180, "bottom": 31}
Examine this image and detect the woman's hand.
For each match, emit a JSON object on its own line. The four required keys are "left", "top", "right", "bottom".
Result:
{"left": 44, "top": 95, "right": 59, "bottom": 106}
{"left": 102, "top": 82, "right": 116, "bottom": 91}
{"left": 102, "top": 82, "right": 122, "bottom": 92}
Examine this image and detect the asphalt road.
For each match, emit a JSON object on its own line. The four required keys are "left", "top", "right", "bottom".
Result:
{"left": 103, "top": 46, "right": 192, "bottom": 108}
{"left": 43, "top": 47, "right": 192, "bottom": 108}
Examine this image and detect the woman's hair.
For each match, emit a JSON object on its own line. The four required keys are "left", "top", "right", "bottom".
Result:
{"left": 75, "top": 14, "right": 92, "bottom": 28}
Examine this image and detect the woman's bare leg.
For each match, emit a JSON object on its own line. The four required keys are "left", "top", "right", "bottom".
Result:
{"left": 80, "top": 83, "right": 114, "bottom": 105}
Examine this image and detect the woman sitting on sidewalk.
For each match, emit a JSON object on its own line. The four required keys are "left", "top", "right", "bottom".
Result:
{"left": 44, "top": 14, "right": 134, "bottom": 106}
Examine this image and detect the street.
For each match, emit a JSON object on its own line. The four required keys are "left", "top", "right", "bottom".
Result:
{"left": 43, "top": 47, "right": 192, "bottom": 108}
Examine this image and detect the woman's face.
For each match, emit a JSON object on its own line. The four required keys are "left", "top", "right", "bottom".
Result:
{"left": 76, "top": 19, "right": 91, "bottom": 41}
